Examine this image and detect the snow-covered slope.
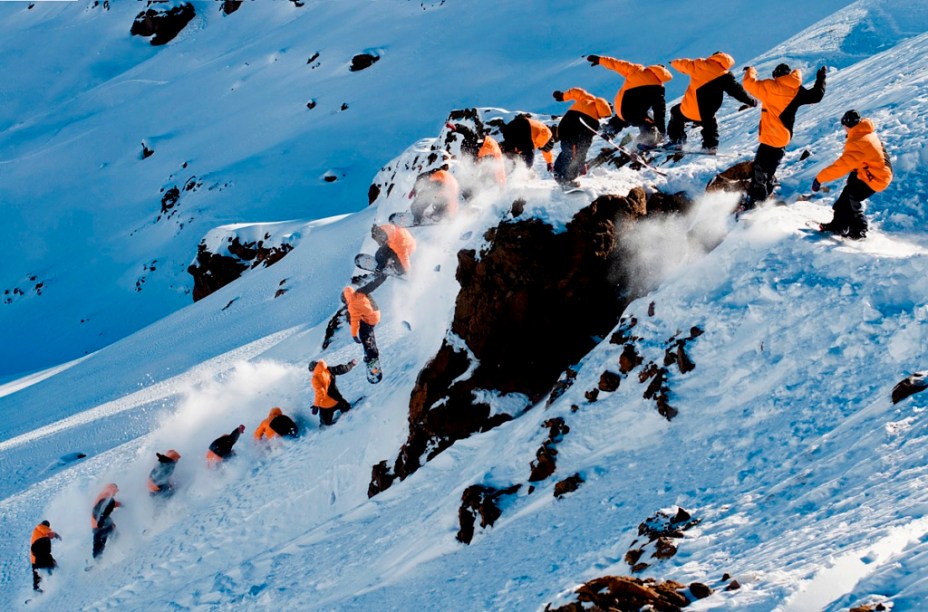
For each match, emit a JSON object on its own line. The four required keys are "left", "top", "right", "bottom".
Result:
{"left": 3, "top": 0, "right": 928, "bottom": 610}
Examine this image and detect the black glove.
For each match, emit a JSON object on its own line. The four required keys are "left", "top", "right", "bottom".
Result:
{"left": 742, "top": 66, "right": 751, "bottom": 73}
{"left": 816, "top": 66, "right": 827, "bottom": 80}
{"left": 552, "top": 90, "right": 564, "bottom": 102}
{"left": 811, "top": 178, "right": 821, "bottom": 192}
{"left": 587, "top": 55, "right": 600, "bottom": 66}
{"left": 311, "top": 406, "right": 319, "bottom": 415}
{"left": 546, "top": 162, "right": 554, "bottom": 173}
{"left": 749, "top": 97, "right": 758, "bottom": 107}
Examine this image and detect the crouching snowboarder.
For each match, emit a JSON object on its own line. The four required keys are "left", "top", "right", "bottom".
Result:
{"left": 371, "top": 223, "right": 416, "bottom": 277}
{"left": 147, "top": 449, "right": 181, "bottom": 497}
{"left": 310, "top": 359, "right": 357, "bottom": 426}
{"left": 254, "top": 407, "right": 299, "bottom": 440}
{"left": 499, "top": 114, "right": 555, "bottom": 172}
{"left": 30, "top": 520, "right": 61, "bottom": 592}
{"left": 409, "top": 166, "right": 460, "bottom": 225}
{"left": 813, "top": 110, "right": 893, "bottom": 239}
{"left": 551, "top": 87, "right": 612, "bottom": 188}
{"left": 91, "top": 483, "right": 121, "bottom": 559}
{"left": 206, "top": 424, "right": 246, "bottom": 466}
{"left": 587, "top": 54, "right": 672, "bottom": 146}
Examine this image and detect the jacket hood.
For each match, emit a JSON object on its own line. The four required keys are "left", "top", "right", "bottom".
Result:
{"left": 709, "top": 52, "right": 735, "bottom": 70}
{"left": 849, "top": 118, "right": 876, "bottom": 138}
{"left": 646, "top": 64, "right": 673, "bottom": 83}
{"left": 777, "top": 70, "right": 803, "bottom": 88}
{"left": 268, "top": 407, "right": 283, "bottom": 419}
{"left": 101, "top": 483, "right": 118, "bottom": 497}
{"left": 342, "top": 287, "right": 355, "bottom": 302}
{"left": 165, "top": 449, "right": 181, "bottom": 461}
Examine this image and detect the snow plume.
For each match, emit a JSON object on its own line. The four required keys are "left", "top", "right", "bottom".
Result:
{"left": 618, "top": 190, "right": 741, "bottom": 294}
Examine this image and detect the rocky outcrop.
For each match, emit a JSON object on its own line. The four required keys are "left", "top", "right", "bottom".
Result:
{"left": 892, "top": 371, "right": 927, "bottom": 404}
{"left": 548, "top": 576, "right": 691, "bottom": 611}
{"left": 553, "top": 473, "right": 584, "bottom": 498}
{"left": 528, "top": 418, "right": 570, "bottom": 482}
{"left": 350, "top": 52, "right": 381, "bottom": 72}
{"left": 456, "top": 483, "right": 521, "bottom": 544}
{"left": 706, "top": 160, "right": 753, "bottom": 193}
{"left": 625, "top": 506, "right": 700, "bottom": 573}
{"left": 372, "top": 188, "right": 692, "bottom": 493}
{"left": 187, "top": 234, "right": 294, "bottom": 302}
{"left": 131, "top": 3, "right": 196, "bottom": 46}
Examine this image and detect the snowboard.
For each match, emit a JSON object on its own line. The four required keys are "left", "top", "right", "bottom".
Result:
{"left": 354, "top": 253, "right": 405, "bottom": 279}
{"left": 388, "top": 211, "right": 441, "bottom": 228}
{"left": 365, "top": 358, "right": 383, "bottom": 384}
{"left": 638, "top": 143, "right": 736, "bottom": 158}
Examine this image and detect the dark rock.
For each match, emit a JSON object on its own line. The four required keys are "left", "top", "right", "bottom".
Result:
{"left": 368, "top": 460, "right": 395, "bottom": 498}
{"left": 141, "top": 142, "right": 154, "bottom": 159}
{"left": 321, "top": 306, "right": 345, "bottom": 350}
{"left": 706, "top": 160, "right": 753, "bottom": 193}
{"left": 646, "top": 190, "right": 692, "bottom": 215}
{"left": 725, "top": 580, "right": 741, "bottom": 591}
{"left": 689, "top": 582, "right": 713, "bottom": 599}
{"left": 307, "top": 51, "right": 320, "bottom": 64}
{"left": 584, "top": 388, "right": 600, "bottom": 403}
{"left": 340, "top": 102, "right": 349, "bottom": 111}
{"left": 349, "top": 52, "right": 381, "bottom": 72}
{"left": 221, "top": 1, "right": 242, "bottom": 15}
{"left": 456, "top": 483, "right": 520, "bottom": 544}
{"left": 653, "top": 537, "right": 677, "bottom": 559}
{"left": 161, "top": 186, "right": 180, "bottom": 214}
{"left": 619, "top": 344, "right": 642, "bottom": 373}
{"left": 130, "top": 3, "right": 196, "bottom": 46}
{"left": 598, "top": 370, "right": 621, "bottom": 392}
{"left": 306, "top": 99, "right": 317, "bottom": 110}
{"left": 547, "top": 368, "right": 577, "bottom": 407}
{"left": 610, "top": 317, "right": 638, "bottom": 344}
{"left": 553, "top": 473, "right": 584, "bottom": 498}
{"left": 274, "top": 288, "right": 287, "bottom": 298}
{"left": 891, "top": 371, "right": 927, "bottom": 404}
{"left": 624, "top": 548, "right": 644, "bottom": 566}
{"left": 187, "top": 238, "right": 294, "bottom": 302}
{"left": 648, "top": 301, "right": 656, "bottom": 316}
{"left": 368, "top": 183, "right": 381, "bottom": 205}
{"left": 547, "top": 576, "right": 689, "bottom": 612}
{"left": 528, "top": 444, "right": 557, "bottom": 482}
{"left": 511, "top": 198, "right": 526, "bottom": 217}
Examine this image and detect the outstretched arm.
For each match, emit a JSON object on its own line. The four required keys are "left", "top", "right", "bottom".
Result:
{"left": 722, "top": 73, "right": 755, "bottom": 106}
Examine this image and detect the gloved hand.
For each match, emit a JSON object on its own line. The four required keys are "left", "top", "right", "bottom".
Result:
{"left": 546, "top": 162, "right": 554, "bottom": 173}
{"left": 742, "top": 65, "right": 751, "bottom": 72}
{"left": 586, "top": 55, "right": 600, "bottom": 66}
{"left": 353, "top": 336, "right": 362, "bottom": 344}
{"left": 817, "top": 66, "right": 827, "bottom": 80}
{"left": 350, "top": 358, "right": 358, "bottom": 367}
{"left": 311, "top": 406, "right": 319, "bottom": 415}
{"left": 811, "top": 178, "right": 821, "bottom": 192}
{"left": 580, "top": 163, "right": 589, "bottom": 176}
{"left": 749, "top": 97, "right": 758, "bottom": 107}
{"left": 552, "top": 90, "right": 564, "bottom": 102}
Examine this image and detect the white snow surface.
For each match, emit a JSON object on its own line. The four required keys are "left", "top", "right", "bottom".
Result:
{"left": 2, "top": 0, "right": 928, "bottom": 610}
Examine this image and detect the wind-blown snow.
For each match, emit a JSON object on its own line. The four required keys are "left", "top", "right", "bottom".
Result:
{"left": 2, "top": 0, "right": 928, "bottom": 610}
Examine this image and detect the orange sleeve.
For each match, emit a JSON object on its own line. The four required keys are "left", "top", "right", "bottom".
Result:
{"left": 563, "top": 87, "right": 588, "bottom": 104}
{"left": 670, "top": 58, "right": 695, "bottom": 75}
{"left": 254, "top": 421, "right": 268, "bottom": 440}
{"left": 741, "top": 67, "right": 767, "bottom": 101}
{"left": 349, "top": 303, "right": 361, "bottom": 338}
{"left": 599, "top": 56, "right": 639, "bottom": 77}
{"left": 816, "top": 145, "right": 866, "bottom": 185}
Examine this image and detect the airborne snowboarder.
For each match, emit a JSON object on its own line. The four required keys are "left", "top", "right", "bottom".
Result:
{"left": 446, "top": 122, "right": 507, "bottom": 187}
{"left": 740, "top": 63, "right": 826, "bottom": 210}
{"left": 667, "top": 52, "right": 756, "bottom": 153}
{"left": 813, "top": 110, "right": 893, "bottom": 239}
{"left": 409, "top": 166, "right": 460, "bottom": 225}
{"left": 587, "top": 54, "right": 672, "bottom": 146}
{"left": 369, "top": 223, "right": 416, "bottom": 277}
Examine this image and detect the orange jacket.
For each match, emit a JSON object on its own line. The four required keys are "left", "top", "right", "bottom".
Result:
{"left": 563, "top": 87, "right": 613, "bottom": 121}
{"left": 311, "top": 360, "right": 337, "bottom": 408}
{"left": 379, "top": 223, "right": 416, "bottom": 272}
{"left": 816, "top": 119, "right": 893, "bottom": 191}
{"left": 477, "top": 135, "right": 506, "bottom": 185}
{"left": 342, "top": 287, "right": 381, "bottom": 337}
{"left": 254, "top": 407, "right": 284, "bottom": 440}
{"left": 427, "top": 169, "right": 460, "bottom": 216}
{"left": 598, "top": 57, "right": 672, "bottom": 121}
{"left": 528, "top": 119, "right": 554, "bottom": 164}
{"left": 671, "top": 52, "right": 736, "bottom": 121}
{"left": 743, "top": 67, "right": 802, "bottom": 148}
{"left": 30, "top": 523, "right": 58, "bottom": 565}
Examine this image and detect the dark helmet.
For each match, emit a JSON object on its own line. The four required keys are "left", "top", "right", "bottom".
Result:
{"left": 308, "top": 360, "right": 318, "bottom": 371}
{"left": 40, "top": 520, "right": 50, "bottom": 527}
{"left": 772, "top": 63, "right": 791, "bottom": 78}
{"left": 371, "top": 224, "right": 387, "bottom": 243}
{"left": 841, "top": 110, "right": 861, "bottom": 128}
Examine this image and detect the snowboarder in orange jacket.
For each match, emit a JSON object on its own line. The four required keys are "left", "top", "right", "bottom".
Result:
{"left": 587, "top": 55, "right": 672, "bottom": 145}
{"left": 147, "top": 449, "right": 181, "bottom": 496}
{"left": 551, "top": 87, "right": 612, "bottom": 188}
{"left": 371, "top": 223, "right": 416, "bottom": 276}
{"left": 499, "top": 114, "right": 555, "bottom": 172}
{"left": 667, "top": 52, "right": 756, "bottom": 151}
{"left": 30, "top": 520, "right": 61, "bottom": 591}
{"left": 740, "top": 63, "right": 826, "bottom": 209}
{"left": 310, "top": 358, "right": 357, "bottom": 426}
{"left": 91, "top": 483, "right": 122, "bottom": 559}
{"left": 814, "top": 110, "right": 892, "bottom": 239}
{"left": 254, "top": 407, "right": 299, "bottom": 440}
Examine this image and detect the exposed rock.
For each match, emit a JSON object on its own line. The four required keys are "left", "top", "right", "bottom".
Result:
{"left": 306, "top": 99, "right": 317, "bottom": 110}
{"left": 584, "top": 388, "right": 600, "bottom": 403}
{"left": 529, "top": 417, "right": 570, "bottom": 481}
{"left": 141, "top": 142, "right": 154, "bottom": 159}
{"left": 553, "top": 473, "right": 584, "bottom": 498}
{"left": 130, "top": 3, "right": 196, "bottom": 46}
{"left": 161, "top": 187, "right": 180, "bottom": 215}
{"left": 648, "top": 301, "right": 656, "bottom": 316}
{"left": 367, "top": 183, "right": 381, "bottom": 205}
{"left": 349, "top": 52, "right": 381, "bottom": 72}
{"left": 548, "top": 576, "right": 689, "bottom": 612}
{"left": 647, "top": 191, "right": 692, "bottom": 215}
{"left": 891, "top": 371, "right": 927, "bottom": 404}
{"left": 689, "top": 582, "right": 713, "bottom": 599}
{"left": 221, "top": 0, "right": 242, "bottom": 15}
{"left": 625, "top": 506, "right": 700, "bottom": 571}
{"left": 321, "top": 306, "right": 346, "bottom": 350}
{"left": 598, "top": 370, "right": 621, "bottom": 392}
{"left": 610, "top": 317, "right": 638, "bottom": 345}
{"left": 547, "top": 368, "right": 577, "bottom": 407}
{"left": 456, "top": 484, "right": 520, "bottom": 544}
{"left": 849, "top": 604, "right": 888, "bottom": 612}
{"left": 511, "top": 198, "right": 526, "bottom": 217}
{"left": 187, "top": 236, "right": 294, "bottom": 302}
{"left": 368, "top": 460, "right": 395, "bottom": 498}
{"left": 706, "top": 160, "right": 753, "bottom": 193}
{"left": 725, "top": 580, "right": 741, "bottom": 591}
{"left": 619, "top": 344, "right": 642, "bottom": 373}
